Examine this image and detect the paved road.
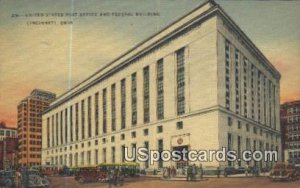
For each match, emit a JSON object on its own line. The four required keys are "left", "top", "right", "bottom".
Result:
{"left": 49, "top": 176, "right": 300, "bottom": 188}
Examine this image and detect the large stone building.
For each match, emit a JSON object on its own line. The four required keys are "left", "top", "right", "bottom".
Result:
{"left": 18, "top": 89, "right": 56, "bottom": 167}
{"left": 281, "top": 100, "right": 300, "bottom": 164}
{"left": 42, "top": 0, "right": 281, "bottom": 170}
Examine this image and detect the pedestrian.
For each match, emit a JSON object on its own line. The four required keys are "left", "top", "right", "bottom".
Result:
{"left": 199, "top": 164, "right": 203, "bottom": 179}
{"left": 217, "top": 167, "right": 220, "bottom": 178}
{"left": 187, "top": 165, "right": 193, "bottom": 181}
{"left": 171, "top": 166, "right": 176, "bottom": 177}
{"left": 108, "top": 168, "right": 114, "bottom": 188}
{"left": 245, "top": 164, "right": 249, "bottom": 177}
{"left": 192, "top": 164, "right": 197, "bottom": 181}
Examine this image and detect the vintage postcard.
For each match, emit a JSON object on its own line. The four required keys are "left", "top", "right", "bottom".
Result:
{"left": 0, "top": 0, "right": 299, "bottom": 187}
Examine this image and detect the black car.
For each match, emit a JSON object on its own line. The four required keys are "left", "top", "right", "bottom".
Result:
{"left": 0, "top": 170, "right": 16, "bottom": 188}
{"left": 224, "top": 167, "right": 245, "bottom": 176}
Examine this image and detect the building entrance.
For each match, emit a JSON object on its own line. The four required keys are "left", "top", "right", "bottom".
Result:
{"left": 173, "top": 145, "right": 189, "bottom": 169}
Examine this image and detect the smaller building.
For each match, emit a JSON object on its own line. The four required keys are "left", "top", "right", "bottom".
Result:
{"left": 0, "top": 137, "right": 18, "bottom": 170}
{"left": 0, "top": 122, "right": 17, "bottom": 141}
{"left": 18, "top": 89, "right": 56, "bottom": 167}
{"left": 281, "top": 100, "right": 300, "bottom": 164}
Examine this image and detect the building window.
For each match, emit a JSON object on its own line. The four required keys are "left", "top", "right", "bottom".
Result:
{"left": 111, "top": 136, "right": 115, "bottom": 143}
{"left": 235, "top": 49, "right": 240, "bottom": 114}
{"left": 228, "top": 117, "right": 232, "bottom": 126}
{"left": 112, "top": 147, "right": 116, "bottom": 163}
{"left": 121, "top": 134, "right": 125, "bottom": 140}
{"left": 121, "top": 79, "right": 126, "bottom": 129}
{"left": 143, "top": 66, "right": 150, "bottom": 123}
{"left": 95, "top": 140, "right": 98, "bottom": 145}
{"left": 143, "top": 128, "right": 149, "bottom": 136}
{"left": 132, "top": 143, "right": 137, "bottom": 162}
{"left": 176, "top": 121, "right": 183, "bottom": 129}
{"left": 131, "top": 73, "right": 137, "bottom": 126}
{"left": 95, "top": 93, "right": 99, "bottom": 136}
{"left": 227, "top": 133, "right": 232, "bottom": 166}
{"left": 87, "top": 151, "right": 91, "bottom": 165}
{"left": 157, "top": 59, "right": 164, "bottom": 120}
{"left": 75, "top": 153, "right": 78, "bottom": 167}
{"left": 81, "top": 152, "right": 84, "bottom": 165}
{"left": 144, "top": 141, "right": 149, "bottom": 168}
{"left": 257, "top": 71, "right": 261, "bottom": 122}
{"left": 103, "top": 88, "right": 107, "bottom": 133}
{"left": 157, "top": 125, "right": 163, "bottom": 133}
{"left": 51, "top": 115, "right": 54, "bottom": 146}
{"left": 253, "top": 127, "right": 257, "bottom": 134}
{"left": 88, "top": 96, "right": 92, "bottom": 137}
{"left": 237, "top": 120, "right": 241, "bottom": 129}
{"left": 246, "top": 124, "right": 249, "bottom": 132}
{"left": 95, "top": 149, "right": 98, "bottom": 165}
{"left": 75, "top": 103, "right": 79, "bottom": 141}
{"left": 225, "top": 40, "right": 231, "bottom": 110}
{"left": 70, "top": 106, "right": 73, "bottom": 142}
{"left": 47, "top": 117, "right": 50, "bottom": 147}
{"left": 102, "top": 138, "right": 106, "bottom": 144}
{"left": 56, "top": 113, "right": 58, "bottom": 146}
{"left": 176, "top": 48, "right": 185, "bottom": 115}
{"left": 121, "top": 145, "right": 125, "bottom": 162}
{"left": 243, "top": 58, "right": 248, "bottom": 117}
{"left": 158, "top": 139, "right": 163, "bottom": 168}
{"left": 131, "top": 131, "right": 136, "bottom": 138}
{"left": 81, "top": 100, "right": 85, "bottom": 139}
{"left": 65, "top": 108, "right": 68, "bottom": 143}
{"left": 111, "top": 84, "right": 116, "bottom": 131}
{"left": 69, "top": 154, "right": 73, "bottom": 167}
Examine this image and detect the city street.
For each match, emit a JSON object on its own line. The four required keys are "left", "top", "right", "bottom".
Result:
{"left": 49, "top": 176, "right": 300, "bottom": 188}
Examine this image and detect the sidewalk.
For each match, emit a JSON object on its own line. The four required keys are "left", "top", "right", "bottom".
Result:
{"left": 143, "top": 173, "right": 270, "bottom": 181}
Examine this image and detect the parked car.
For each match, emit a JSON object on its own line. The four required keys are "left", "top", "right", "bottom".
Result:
{"left": 269, "top": 162, "right": 300, "bottom": 181}
{"left": 75, "top": 166, "right": 107, "bottom": 183}
{"left": 28, "top": 174, "right": 50, "bottom": 188}
{"left": 224, "top": 167, "right": 245, "bottom": 176}
{"left": 0, "top": 170, "right": 16, "bottom": 188}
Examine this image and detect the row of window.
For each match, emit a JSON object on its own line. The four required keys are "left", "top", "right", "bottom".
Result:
{"left": 47, "top": 122, "right": 184, "bottom": 154}
{"left": 228, "top": 132, "right": 278, "bottom": 167}
{"left": 224, "top": 39, "right": 277, "bottom": 129}
{"left": 227, "top": 117, "right": 279, "bottom": 141}
{"left": 50, "top": 139, "right": 164, "bottom": 168}
{"left": 47, "top": 48, "right": 186, "bottom": 148}
{"left": 287, "top": 116, "right": 300, "bottom": 124}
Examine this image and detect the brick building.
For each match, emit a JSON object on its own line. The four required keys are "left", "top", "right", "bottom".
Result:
{"left": 281, "top": 100, "right": 300, "bottom": 163}
{"left": 17, "top": 89, "right": 56, "bottom": 167}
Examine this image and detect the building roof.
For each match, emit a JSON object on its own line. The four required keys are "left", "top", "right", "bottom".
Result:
{"left": 43, "top": 0, "right": 281, "bottom": 114}
{"left": 281, "top": 100, "right": 300, "bottom": 107}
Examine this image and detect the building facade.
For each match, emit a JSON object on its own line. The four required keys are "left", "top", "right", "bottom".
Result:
{"left": 18, "top": 89, "right": 56, "bottom": 167}
{"left": 0, "top": 123, "right": 18, "bottom": 169}
{"left": 281, "top": 100, "right": 300, "bottom": 164}
{"left": 0, "top": 137, "right": 18, "bottom": 170}
{"left": 42, "top": 0, "right": 281, "bottom": 170}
